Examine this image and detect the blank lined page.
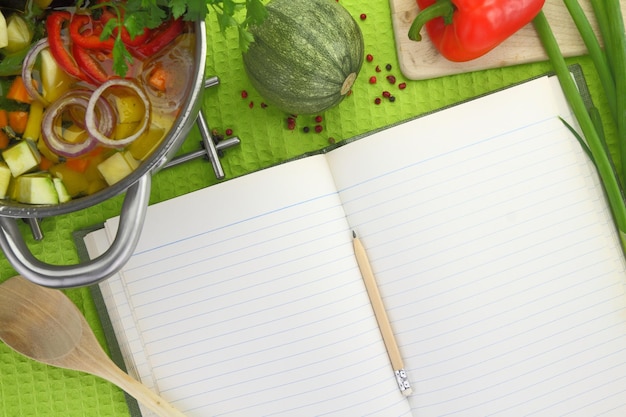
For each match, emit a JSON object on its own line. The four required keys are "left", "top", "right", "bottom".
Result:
{"left": 98, "top": 156, "right": 413, "bottom": 417}
{"left": 327, "top": 76, "right": 626, "bottom": 416}
{"left": 90, "top": 74, "right": 626, "bottom": 417}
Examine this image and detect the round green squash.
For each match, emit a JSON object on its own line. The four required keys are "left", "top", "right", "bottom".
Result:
{"left": 242, "top": 0, "right": 364, "bottom": 115}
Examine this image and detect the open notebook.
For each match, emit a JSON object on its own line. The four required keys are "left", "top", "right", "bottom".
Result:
{"left": 83, "top": 73, "right": 626, "bottom": 416}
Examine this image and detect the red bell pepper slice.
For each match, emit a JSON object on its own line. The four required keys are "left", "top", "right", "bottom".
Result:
{"left": 46, "top": 11, "right": 91, "bottom": 82}
{"left": 71, "top": 44, "right": 112, "bottom": 84}
{"left": 69, "top": 14, "right": 115, "bottom": 51}
{"left": 408, "top": 0, "right": 545, "bottom": 62}
{"left": 121, "top": 26, "right": 151, "bottom": 47}
{"left": 99, "top": 9, "right": 151, "bottom": 47}
{"left": 131, "top": 17, "right": 184, "bottom": 58}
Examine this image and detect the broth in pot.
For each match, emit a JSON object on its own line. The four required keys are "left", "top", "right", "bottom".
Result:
{"left": 0, "top": 1, "right": 207, "bottom": 288}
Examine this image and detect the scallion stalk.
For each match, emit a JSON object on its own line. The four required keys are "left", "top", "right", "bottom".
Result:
{"left": 563, "top": 0, "right": 616, "bottom": 124}
{"left": 533, "top": 11, "right": 626, "bottom": 249}
{"left": 589, "top": 1, "right": 615, "bottom": 75}
{"left": 604, "top": 0, "right": 626, "bottom": 185}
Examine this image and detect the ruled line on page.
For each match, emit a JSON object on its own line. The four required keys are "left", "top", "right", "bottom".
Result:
{"left": 327, "top": 88, "right": 626, "bottom": 416}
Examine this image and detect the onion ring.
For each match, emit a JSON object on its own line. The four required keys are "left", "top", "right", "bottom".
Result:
{"left": 21, "top": 38, "right": 50, "bottom": 106}
{"left": 86, "top": 79, "right": 151, "bottom": 147}
{"left": 41, "top": 90, "right": 115, "bottom": 158}
{"left": 65, "top": 88, "right": 115, "bottom": 131}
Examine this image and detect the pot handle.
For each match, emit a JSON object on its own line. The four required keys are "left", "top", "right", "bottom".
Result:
{"left": 0, "top": 174, "right": 151, "bottom": 289}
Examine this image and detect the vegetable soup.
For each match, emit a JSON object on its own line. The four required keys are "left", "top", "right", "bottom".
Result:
{"left": 0, "top": 0, "right": 195, "bottom": 205}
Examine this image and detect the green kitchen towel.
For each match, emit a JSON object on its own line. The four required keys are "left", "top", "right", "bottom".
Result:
{"left": 0, "top": 0, "right": 606, "bottom": 415}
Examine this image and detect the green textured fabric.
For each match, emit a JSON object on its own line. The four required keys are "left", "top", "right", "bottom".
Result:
{"left": 0, "top": 1, "right": 611, "bottom": 416}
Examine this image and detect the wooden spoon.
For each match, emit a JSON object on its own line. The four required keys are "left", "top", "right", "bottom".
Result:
{"left": 0, "top": 276, "right": 187, "bottom": 417}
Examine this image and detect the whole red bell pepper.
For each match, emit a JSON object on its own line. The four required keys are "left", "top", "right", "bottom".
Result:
{"left": 408, "top": 0, "right": 545, "bottom": 62}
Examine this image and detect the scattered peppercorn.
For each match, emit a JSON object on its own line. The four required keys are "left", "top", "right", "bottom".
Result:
{"left": 374, "top": 97, "right": 382, "bottom": 105}
{"left": 366, "top": 54, "right": 374, "bottom": 62}
{"left": 303, "top": 126, "right": 310, "bottom": 133}
{"left": 248, "top": 101, "right": 254, "bottom": 108}
{"left": 287, "top": 117, "right": 296, "bottom": 130}
{"left": 261, "top": 102, "right": 268, "bottom": 108}
{"left": 241, "top": 90, "right": 248, "bottom": 99}
{"left": 315, "top": 115, "right": 323, "bottom": 123}
{"left": 382, "top": 91, "right": 391, "bottom": 98}
{"left": 375, "top": 65, "right": 381, "bottom": 73}
{"left": 389, "top": 96, "right": 396, "bottom": 102}
{"left": 385, "top": 64, "right": 392, "bottom": 71}
{"left": 398, "top": 82, "right": 407, "bottom": 90}
{"left": 360, "top": 13, "right": 367, "bottom": 20}
{"left": 369, "top": 76, "right": 377, "bottom": 84}
{"left": 386, "top": 75, "right": 396, "bottom": 84}
{"left": 315, "top": 125, "right": 323, "bottom": 133}
{"left": 328, "top": 137, "right": 336, "bottom": 145}
{"left": 225, "top": 128, "right": 233, "bottom": 136}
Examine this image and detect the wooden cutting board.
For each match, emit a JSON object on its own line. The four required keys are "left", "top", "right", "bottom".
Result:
{"left": 390, "top": 0, "right": 626, "bottom": 80}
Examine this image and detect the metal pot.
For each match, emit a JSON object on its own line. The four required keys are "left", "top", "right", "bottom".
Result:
{"left": 0, "top": 20, "right": 208, "bottom": 288}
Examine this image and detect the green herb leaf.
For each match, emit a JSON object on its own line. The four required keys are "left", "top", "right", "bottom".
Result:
{"left": 246, "top": 0, "right": 268, "bottom": 26}
{"left": 238, "top": 24, "right": 255, "bottom": 52}
{"left": 112, "top": 37, "right": 133, "bottom": 77}
{"left": 91, "top": 0, "right": 266, "bottom": 77}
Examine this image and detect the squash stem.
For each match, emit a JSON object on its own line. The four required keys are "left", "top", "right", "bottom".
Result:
{"left": 533, "top": 11, "right": 626, "bottom": 250}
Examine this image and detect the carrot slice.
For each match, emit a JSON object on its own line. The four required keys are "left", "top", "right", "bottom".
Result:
{"left": 65, "top": 157, "right": 90, "bottom": 173}
{"left": 0, "top": 131, "right": 9, "bottom": 149}
{"left": 0, "top": 110, "right": 9, "bottom": 149}
{"left": 6, "top": 76, "right": 33, "bottom": 104}
{"left": 39, "top": 156, "right": 54, "bottom": 171}
{"left": 148, "top": 64, "right": 168, "bottom": 92}
{"left": 0, "top": 110, "right": 8, "bottom": 128}
{"left": 8, "top": 111, "right": 29, "bottom": 134}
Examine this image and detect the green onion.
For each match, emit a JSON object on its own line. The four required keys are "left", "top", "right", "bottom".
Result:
{"left": 604, "top": 0, "right": 626, "bottom": 184}
{"left": 562, "top": 0, "right": 616, "bottom": 123}
{"left": 533, "top": 11, "right": 626, "bottom": 250}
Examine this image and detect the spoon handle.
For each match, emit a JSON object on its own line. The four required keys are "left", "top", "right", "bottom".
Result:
{"left": 105, "top": 365, "right": 188, "bottom": 417}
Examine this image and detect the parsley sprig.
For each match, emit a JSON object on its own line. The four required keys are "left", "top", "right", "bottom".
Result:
{"left": 86, "top": 0, "right": 267, "bottom": 76}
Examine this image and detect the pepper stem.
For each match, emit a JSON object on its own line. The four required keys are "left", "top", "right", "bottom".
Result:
{"left": 408, "top": 0, "right": 456, "bottom": 41}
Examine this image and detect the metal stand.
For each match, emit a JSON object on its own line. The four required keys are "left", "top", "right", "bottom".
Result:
{"left": 25, "top": 76, "right": 240, "bottom": 241}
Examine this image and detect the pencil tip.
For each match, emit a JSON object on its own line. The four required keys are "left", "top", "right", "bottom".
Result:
{"left": 352, "top": 230, "right": 356, "bottom": 238}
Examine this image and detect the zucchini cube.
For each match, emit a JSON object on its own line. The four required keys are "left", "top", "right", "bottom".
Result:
{"left": 2, "top": 140, "right": 41, "bottom": 177}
